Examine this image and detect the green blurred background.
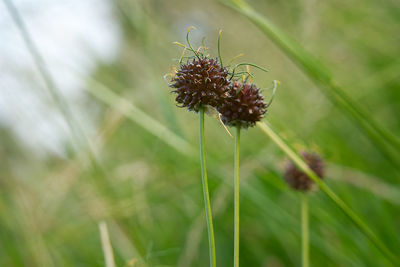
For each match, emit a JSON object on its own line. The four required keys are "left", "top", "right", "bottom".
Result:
{"left": 1, "top": 0, "right": 400, "bottom": 266}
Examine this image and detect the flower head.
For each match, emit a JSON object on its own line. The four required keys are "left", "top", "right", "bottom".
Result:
{"left": 217, "top": 82, "right": 267, "bottom": 128}
{"left": 284, "top": 152, "right": 325, "bottom": 192}
{"left": 170, "top": 57, "right": 231, "bottom": 112}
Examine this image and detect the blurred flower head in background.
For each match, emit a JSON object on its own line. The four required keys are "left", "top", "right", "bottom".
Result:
{"left": 284, "top": 151, "right": 325, "bottom": 191}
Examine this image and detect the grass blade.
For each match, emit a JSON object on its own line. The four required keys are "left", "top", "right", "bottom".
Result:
{"left": 257, "top": 122, "right": 399, "bottom": 264}
{"left": 99, "top": 221, "right": 116, "bottom": 267}
{"left": 222, "top": 0, "right": 400, "bottom": 166}
{"left": 3, "top": 0, "right": 88, "bottom": 151}
{"left": 85, "top": 79, "right": 195, "bottom": 156}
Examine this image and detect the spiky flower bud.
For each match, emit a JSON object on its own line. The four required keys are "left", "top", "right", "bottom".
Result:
{"left": 217, "top": 82, "right": 266, "bottom": 128}
{"left": 170, "top": 57, "right": 231, "bottom": 112}
{"left": 284, "top": 152, "right": 324, "bottom": 191}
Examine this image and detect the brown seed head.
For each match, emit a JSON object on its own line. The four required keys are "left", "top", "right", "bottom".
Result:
{"left": 170, "top": 57, "right": 231, "bottom": 112}
{"left": 217, "top": 82, "right": 266, "bottom": 128}
{"left": 284, "top": 152, "right": 325, "bottom": 192}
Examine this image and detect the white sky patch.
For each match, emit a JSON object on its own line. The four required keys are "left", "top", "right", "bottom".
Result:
{"left": 0, "top": 0, "right": 121, "bottom": 157}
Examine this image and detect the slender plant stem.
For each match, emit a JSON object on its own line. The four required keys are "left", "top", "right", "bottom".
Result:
{"left": 234, "top": 125, "right": 241, "bottom": 267}
{"left": 199, "top": 107, "right": 216, "bottom": 267}
{"left": 258, "top": 122, "right": 400, "bottom": 264}
{"left": 301, "top": 194, "right": 309, "bottom": 267}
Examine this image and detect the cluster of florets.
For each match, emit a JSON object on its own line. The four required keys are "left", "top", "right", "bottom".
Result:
{"left": 170, "top": 55, "right": 267, "bottom": 128}
{"left": 284, "top": 151, "right": 325, "bottom": 191}
{"left": 218, "top": 82, "right": 267, "bottom": 128}
{"left": 168, "top": 35, "right": 327, "bottom": 192}
{"left": 171, "top": 57, "right": 231, "bottom": 112}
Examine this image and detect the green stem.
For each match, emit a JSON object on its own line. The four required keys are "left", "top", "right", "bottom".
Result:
{"left": 258, "top": 122, "right": 400, "bottom": 265}
{"left": 301, "top": 194, "right": 309, "bottom": 267}
{"left": 234, "top": 125, "right": 241, "bottom": 267}
{"left": 199, "top": 107, "right": 217, "bottom": 267}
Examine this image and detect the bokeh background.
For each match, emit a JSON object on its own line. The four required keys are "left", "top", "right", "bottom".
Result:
{"left": 1, "top": 0, "right": 400, "bottom": 266}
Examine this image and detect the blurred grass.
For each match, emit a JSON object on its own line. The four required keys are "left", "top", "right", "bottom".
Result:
{"left": 223, "top": 0, "right": 400, "bottom": 168}
{"left": 1, "top": 0, "right": 400, "bottom": 266}
{"left": 258, "top": 121, "right": 399, "bottom": 263}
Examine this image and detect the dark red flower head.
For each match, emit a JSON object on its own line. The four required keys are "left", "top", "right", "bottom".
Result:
{"left": 170, "top": 57, "right": 231, "bottom": 112}
{"left": 284, "top": 152, "right": 325, "bottom": 192}
{"left": 217, "top": 82, "right": 267, "bottom": 128}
